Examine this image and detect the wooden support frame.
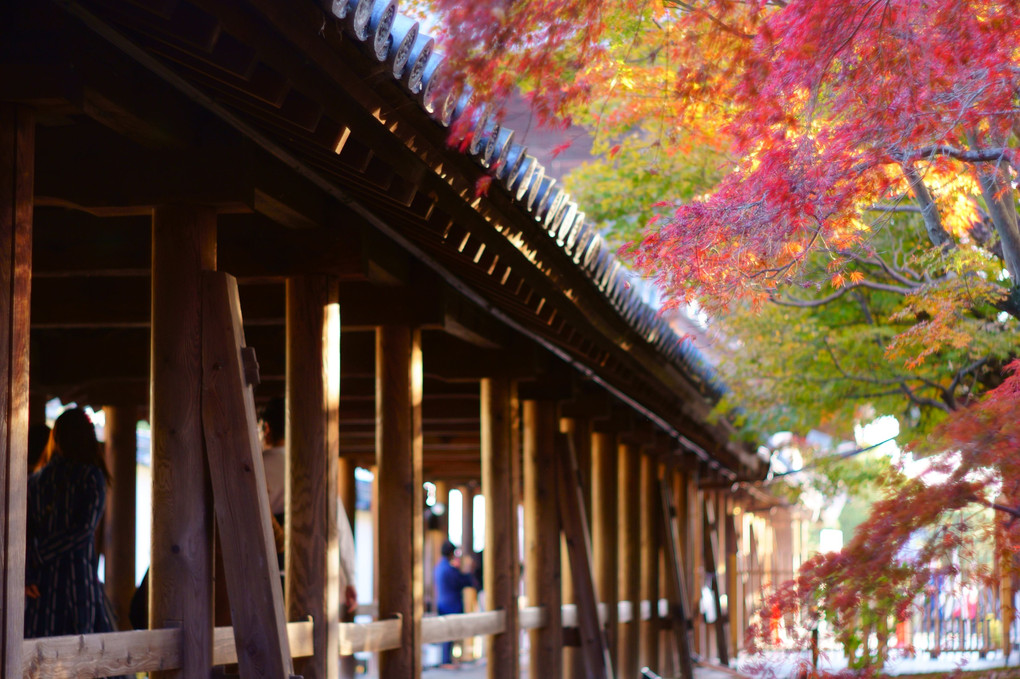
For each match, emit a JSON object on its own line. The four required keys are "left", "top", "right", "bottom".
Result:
{"left": 617, "top": 442, "right": 641, "bottom": 679}
{"left": 375, "top": 325, "right": 424, "bottom": 678}
{"left": 103, "top": 405, "right": 138, "bottom": 631}
{"left": 1, "top": 103, "right": 32, "bottom": 679}
{"left": 150, "top": 204, "right": 215, "bottom": 678}
{"left": 481, "top": 377, "right": 520, "bottom": 679}
{"left": 202, "top": 270, "right": 294, "bottom": 679}
{"left": 591, "top": 431, "right": 618, "bottom": 672}
{"left": 286, "top": 275, "right": 341, "bottom": 679}
{"left": 639, "top": 453, "right": 660, "bottom": 670}
{"left": 660, "top": 470, "right": 695, "bottom": 679}
{"left": 703, "top": 493, "right": 729, "bottom": 665}
{"left": 556, "top": 431, "right": 614, "bottom": 679}
{"left": 523, "top": 399, "right": 562, "bottom": 679}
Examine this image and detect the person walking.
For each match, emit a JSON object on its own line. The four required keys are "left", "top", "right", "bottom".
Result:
{"left": 433, "top": 540, "right": 477, "bottom": 667}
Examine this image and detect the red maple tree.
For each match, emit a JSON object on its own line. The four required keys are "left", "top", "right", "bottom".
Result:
{"left": 428, "top": 0, "right": 1020, "bottom": 667}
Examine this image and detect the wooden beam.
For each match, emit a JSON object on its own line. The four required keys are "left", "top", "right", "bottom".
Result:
{"left": 523, "top": 399, "right": 562, "bottom": 679}
{"left": 19, "top": 622, "right": 316, "bottom": 678}
{"left": 286, "top": 276, "right": 341, "bottom": 679}
{"left": 639, "top": 453, "right": 660, "bottom": 670}
{"left": 591, "top": 430, "right": 619, "bottom": 673}
{"left": 703, "top": 493, "right": 729, "bottom": 665}
{"left": 149, "top": 204, "right": 215, "bottom": 678}
{"left": 480, "top": 377, "right": 519, "bottom": 679}
{"left": 460, "top": 482, "right": 477, "bottom": 660}
{"left": 617, "top": 442, "right": 641, "bottom": 679}
{"left": 375, "top": 325, "right": 424, "bottom": 678}
{"left": 202, "top": 271, "right": 293, "bottom": 679}
{"left": 103, "top": 405, "right": 137, "bottom": 631}
{"left": 660, "top": 470, "right": 695, "bottom": 679}
{"left": 0, "top": 103, "right": 32, "bottom": 679}
{"left": 556, "top": 432, "right": 614, "bottom": 679}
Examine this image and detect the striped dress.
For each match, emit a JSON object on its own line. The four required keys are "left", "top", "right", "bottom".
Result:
{"left": 24, "top": 455, "right": 116, "bottom": 638}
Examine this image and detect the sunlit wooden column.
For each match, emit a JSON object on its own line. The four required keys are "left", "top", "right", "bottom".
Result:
{"left": 104, "top": 405, "right": 138, "bottom": 630}
{"left": 0, "top": 103, "right": 32, "bottom": 679}
{"left": 376, "top": 326, "right": 423, "bottom": 678}
{"left": 150, "top": 204, "right": 215, "bottom": 678}
{"left": 286, "top": 276, "right": 341, "bottom": 679}
{"left": 523, "top": 399, "right": 562, "bottom": 679}
{"left": 481, "top": 377, "right": 520, "bottom": 679}
{"left": 617, "top": 442, "right": 642, "bottom": 679}
{"left": 592, "top": 430, "right": 619, "bottom": 672}
{"left": 640, "top": 450, "right": 660, "bottom": 669}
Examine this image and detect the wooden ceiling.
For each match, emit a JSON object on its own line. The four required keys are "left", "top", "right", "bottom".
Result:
{"left": 1, "top": 0, "right": 764, "bottom": 482}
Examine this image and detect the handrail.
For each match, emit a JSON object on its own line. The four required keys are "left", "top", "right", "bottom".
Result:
{"left": 21, "top": 598, "right": 671, "bottom": 675}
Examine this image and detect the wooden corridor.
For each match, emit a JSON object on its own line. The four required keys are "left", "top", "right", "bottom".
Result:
{"left": 0, "top": 1, "right": 798, "bottom": 678}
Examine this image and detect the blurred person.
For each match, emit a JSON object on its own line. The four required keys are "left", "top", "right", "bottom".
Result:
{"left": 434, "top": 540, "right": 477, "bottom": 667}
{"left": 24, "top": 408, "right": 117, "bottom": 638}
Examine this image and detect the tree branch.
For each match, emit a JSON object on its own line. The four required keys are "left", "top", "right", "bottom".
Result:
{"left": 902, "top": 145, "right": 1015, "bottom": 165}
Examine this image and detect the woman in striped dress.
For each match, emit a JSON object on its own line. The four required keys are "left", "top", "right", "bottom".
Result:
{"left": 24, "top": 407, "right": 117, "bottom": 638}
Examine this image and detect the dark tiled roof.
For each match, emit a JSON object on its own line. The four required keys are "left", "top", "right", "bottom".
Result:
{"left": 318, "top": 0, "right": 726, "bottom": 402}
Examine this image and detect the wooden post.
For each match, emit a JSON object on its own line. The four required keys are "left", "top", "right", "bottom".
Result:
{"left": 689, "top": 473, "right": 704, "bottom": 658}
{"left": 617, "top": 442, "right": 641, "bottom": 679}
{"left": 376, "top": 326, "right": 424, "bottom": 678}
{"left": 150, "top": 204, "right": 215, "bottom": 678}
{"left": 523, "top": 399, "right": 562, "bottom": 679}
{"left": 286, "top": 276, "right": 341, "bottom": 679}
{"left": 338, "top": 454, "right": 357, "bottom": 679}
{"left": 639, "top": 451, "right": 660, "bottom": 670}
{"left": 556, "top": 431, "right": 614, "bottom": 679}
{"left": 104, "top": 405, "right": 138, "bottom": 631}
{"left": 726, "top": 504, "right": 740, "bottom": 658}
{"left": 481, "top": 377, "right": 520, "bottom": 679}
{"left": 703, "top": 492, "right": 729, "bottom": 665}
{"left": 0, "top": 103, "right": 31, "bottom": 679}
{"left": 660, "top": 469, "right": 695, "bottom": 679}
{"left": 461, "top": 484, "right": 477, "bottom": 661}
{"left": 561, "top": 417, "right": 591, "bottom": 679}
{"left": 202, "top": 271, "right": 293, "bottom": 679}
{"left": 591, "top": 430, "right": 618, "bottom": 672}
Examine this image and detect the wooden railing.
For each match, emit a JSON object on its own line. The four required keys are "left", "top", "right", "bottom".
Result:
{"left": 21, "top": 599, "right": 671, "bottom": 678}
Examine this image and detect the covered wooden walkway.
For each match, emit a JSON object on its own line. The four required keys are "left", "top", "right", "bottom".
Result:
{"left": 0, "top": 1, "right": 795, "bottom": 678}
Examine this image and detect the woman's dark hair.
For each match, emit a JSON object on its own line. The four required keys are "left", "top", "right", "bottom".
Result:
{"left": 441, "top": 540, "right": 457, "bottom": 559}
{"left": 51, "top": 408, "right": 110, "bottom": 482}
{"left": 27, "top": 423, "right": 51, "bottom": 472}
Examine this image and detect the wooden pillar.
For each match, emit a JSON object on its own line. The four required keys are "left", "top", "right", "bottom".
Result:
{"left": 461, "top": 483, "right": 477, "bottom": 661}
{"left": 591, "top": 430, "right": 618, "bottom": 672}
{"left": 376, "top": 326, "right": 423, "bottom": 678}
{"left": 286, "top": 276, "right": 341, "bottom": 679}
{"left": 689, "top": 473, "right": 704, "bottom": 657}
{"left": 658, "top": 514, "right": 673, "bottom": 676}
{"left": 150, "top": 204, "right": 215, "bottom": 678}
{"left": 523, "top": 399, "right": 562, "bottom": 679}
{"left": 561, "top": 417, "right": 591, "bottom": 679}
{"left": 617, "top": 442, "right": 641, "bottom": 679}
{"left": 640, "top": 451, "right": 660, "bottom": 669}
{"left": 481, "top": 377, "right": 520, "bottom": 679}
{"left": 726, "top": 505, "right": 740, "bottom": 658}
{"left": 0, "top": 103, "right": 32, "bottom": 679}
{"left": 338, "top": 455, "right": 357, "bottom": 679}
{"left": 104, "top": 405, "right": 138, "bottom": 631}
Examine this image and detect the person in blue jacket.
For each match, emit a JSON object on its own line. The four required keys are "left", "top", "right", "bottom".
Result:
{"left": 434, "top": 540, "right": 477, "bottom": 666}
